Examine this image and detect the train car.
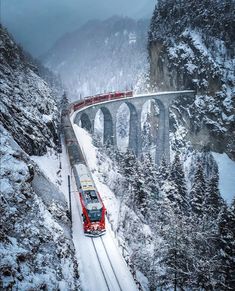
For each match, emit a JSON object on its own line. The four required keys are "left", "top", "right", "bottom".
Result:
{"left": 110, "top": 92, "right": 123, "bottom": 99}
{"left": 74, "top": 100, "right": 85, "bottom": 111}
{"left": 125, "top": 90, "right": 133, "bottom": 97}
{"left": 73, "top": 90, "right": 133, "bottom": 112}
{"left": 62, "top": 113, "right": 106, "bottom": 236}
{"left": 74, "top": 163, "right": 106, "bottom": 236}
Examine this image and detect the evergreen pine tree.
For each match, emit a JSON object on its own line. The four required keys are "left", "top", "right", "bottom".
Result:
{"left": 132, "top": 166, "right": 147, "bottom": 215}
{"left": 158, "top": 191, "right": 192, "bottom": 290}
{"left": 142, "top": 153, "right": 159, "bottom": 198}
{"left": 157, "top": 155, "right": 169, "bottom": 187}
{"left": 217, "top": 200, "right": 235, "bottom": 290}
{"left": 205, "top": 167, "right": 224, "bottom": 219}
{"left": 121, "top": 149, "right": 137, "bottom": 183}
{"left": 163, "top": 180, "right": 182, "bottom": 215}
{"left": 169, "top": 152, "right": 189, "bottom": 213}
{"left": 61, "top": 91, "right": 69, "bottom": 110}
{"left": 190, "top": 162, "right": 206, "bottom": 217}
{"left": 141, "top": 153, "right": 159, "bottom": 220}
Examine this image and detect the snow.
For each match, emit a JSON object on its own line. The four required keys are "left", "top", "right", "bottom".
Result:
{"left": 212, "top": 152, "right": 235, "bottom": 204}
{"left": 31, "top": 150, "right": 62, "bottom": 186}
{"left": 31, "top": 142, "right": 73, "bottom": 208}
{"left": 0, "top": 126, "right": 79, "bottom": 290}
{"left": 135, "top": 270, "right": 149, "bottom": 291}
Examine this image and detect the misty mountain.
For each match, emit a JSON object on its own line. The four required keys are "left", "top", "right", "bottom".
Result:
{"left": 42, "top": 16, "right": 149, "bottom": 100}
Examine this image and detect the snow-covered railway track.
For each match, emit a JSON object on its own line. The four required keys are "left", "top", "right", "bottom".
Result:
{"left": 91, "top": 236, "right": 123, "bottom": 291}
{"left": 91, "top": 238, "right": 111, "bottom": 291}
{"left": 73, "top": 188, "right": 123, "bottom": 291}
{"left": 100, "top": 236, "right": 123, "bottom": 291}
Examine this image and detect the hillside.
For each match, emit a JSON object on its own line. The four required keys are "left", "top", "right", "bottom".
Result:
{"left": 0, "top": 26, "right": 80, "bottom": 289}
{"left": 148, "top": 0, "right": 235, "bottom": 160}
{"left": 42, "top": 16, "right": 149, "bottom": 99}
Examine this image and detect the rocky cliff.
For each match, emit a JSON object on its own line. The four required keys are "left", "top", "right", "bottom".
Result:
{"left": 148, "top": 0, "right": 235, "bottom": 159}
{"left": 0, "top": 26, "right": 60, "bottom": 156}
{"left": 0, "top": 26, "right": 80, "bottom": 289}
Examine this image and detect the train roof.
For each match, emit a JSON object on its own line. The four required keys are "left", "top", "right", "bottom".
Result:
{"left": 86, "top": 202, "right": 102, "bottom": 211}
{"left": 74, "top": 164, "right": 103, "bottom": 209}
{"left": 75, "top": 164, "right": 95, "bottom": 190}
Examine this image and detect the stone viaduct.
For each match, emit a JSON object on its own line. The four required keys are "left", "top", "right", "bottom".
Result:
{"left": 72, "top": 91, "right": 195, "bottom": 164}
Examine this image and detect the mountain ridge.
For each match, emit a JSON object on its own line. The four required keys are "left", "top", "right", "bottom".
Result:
{"left": 42, "top": 16, "right": 149, "bottom": 99}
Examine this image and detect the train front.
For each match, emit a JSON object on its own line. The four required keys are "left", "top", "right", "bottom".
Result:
{"left": 74, "top": 163, "right": 106, "bottom": 236}
{"left": 82, "top": 194, "right": 106, "bottom": 236}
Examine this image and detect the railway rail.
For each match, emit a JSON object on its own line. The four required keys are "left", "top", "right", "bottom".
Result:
{"left": 91, "top": 236, "right": 123, "bottom": 291}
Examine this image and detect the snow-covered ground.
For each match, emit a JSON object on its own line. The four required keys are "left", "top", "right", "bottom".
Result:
{"left": 212, "top": 152, "right": 235, "bottom": 204}
{"left": 32, "top": 146, "right": 71, "bottom": 205}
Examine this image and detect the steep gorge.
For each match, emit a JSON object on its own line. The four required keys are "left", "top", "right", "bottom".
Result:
{"left": 148, "top": 0, "right": 235, "bottom": 159}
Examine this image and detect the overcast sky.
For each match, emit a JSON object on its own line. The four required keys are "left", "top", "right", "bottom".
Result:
{"left": 1, "top": 0, "right": 156, "bottom": 56}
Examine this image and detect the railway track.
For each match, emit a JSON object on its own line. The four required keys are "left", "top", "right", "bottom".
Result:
{"left": 73, "top": 180, "right": 123, "bottom": 291}
{"left": 91, "top": 236, "right": 123, "bottom": 291}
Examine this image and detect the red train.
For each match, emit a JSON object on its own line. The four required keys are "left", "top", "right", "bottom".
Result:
{"left": 73, "top": 91, "right": 133, "bottom": 111}
{"left": 73, "top": 163, "right": 106, "bottom": 236}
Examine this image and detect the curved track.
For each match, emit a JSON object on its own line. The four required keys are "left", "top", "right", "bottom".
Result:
{"left": 63, "top": 113, "right": 137, "bottom": 291}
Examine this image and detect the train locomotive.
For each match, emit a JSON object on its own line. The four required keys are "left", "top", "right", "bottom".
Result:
{"left": 73, "top": 164, "right": 106, "bottom": 236}
{"left": 62, "top": 112, "right": 106, "bottom": 236}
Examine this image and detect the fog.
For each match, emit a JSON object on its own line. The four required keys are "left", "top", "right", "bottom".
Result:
{"left": 1, "top": 0, "right": 156, "bottom": 56}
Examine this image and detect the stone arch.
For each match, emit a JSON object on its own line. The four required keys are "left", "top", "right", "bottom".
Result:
{"left": 140, "top": 99, "right": 160, "bottom": 155}
{"left": 124, "top": 102, "right": 139, "bottom": 156}
{"left": 99, "top": 107, "right": 114, "bottom": 145}
{"left": 152, "top": 98, "right": 168, "bottom": 164}
{"left": 80, "top": 112, "right": 92, "bottom": 132}
{"left": 116, "top": 103, "right": 130, "bottom": 152}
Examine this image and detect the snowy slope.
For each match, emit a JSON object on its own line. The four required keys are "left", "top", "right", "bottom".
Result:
{"left": 42, "top": 16, "right": 149, "bottom": 99}
{"left": 0, "top": 26, "right": 60, "bottom": 156}
{"left": 212, "top": 152, "right": 235, "bottom": 204}
{"left": 0, "top": 126, "right": 80, "bottom": 290}
{"left": 0, "top": 26, "right": 79, "bottom": 289}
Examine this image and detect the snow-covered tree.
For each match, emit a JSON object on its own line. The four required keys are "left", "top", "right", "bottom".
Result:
{"left": 157, "top": 155, "right": 170, "bottom": 188}
{"left": 217, "top": 201, "right": 235, "bottom": 290}
{"left": 205, "top": 167, "right": 224, "bottom": 219}
{"left": 190, "top": 161, "right": 206, "bottom": 217}
{"left": 141, "top": 153, "right": 159, "bottom": 211}
{"left": 169, "top": 152, "right": 189, "bottom": 213}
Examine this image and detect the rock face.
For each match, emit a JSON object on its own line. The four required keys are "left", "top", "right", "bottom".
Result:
{"left": 0, "top": 26, "right": 60, "bottom": 156}
{"left": 148, "top": 0, "right": 235, "bottom": 159}
{"left": 0, "top": 27, "right": 80, "bottom": 289}
{"left": 42, "top": 16, "right": 149, "bottom": 99}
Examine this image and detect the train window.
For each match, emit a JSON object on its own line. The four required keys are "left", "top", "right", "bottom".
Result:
{"left": 88, "top": 209, "right": 102, "bottom": 222}
{"left": 84, "top": 190, "right": 98, "bottom": 202}
{"left": 82, "top": 213, "right": 86, "bottom": 222}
